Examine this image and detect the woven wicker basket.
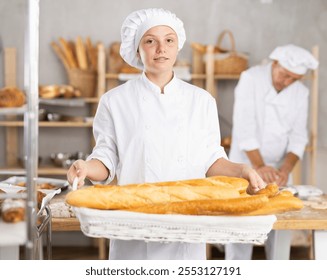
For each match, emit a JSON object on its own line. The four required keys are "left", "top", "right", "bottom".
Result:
{"left": 214, "top": 30, "right": 248, "bottom": 75}
{"left": 67, "top": 68, "right": 96, "bottom": 97}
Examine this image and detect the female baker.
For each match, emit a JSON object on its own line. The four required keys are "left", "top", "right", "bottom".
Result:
{"left": 67, "top": 8, "right": 265, "bottom": 260}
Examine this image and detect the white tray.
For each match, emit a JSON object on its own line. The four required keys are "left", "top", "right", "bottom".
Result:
{"left": 73, "top": 207, "right": 276, "bottom": 244}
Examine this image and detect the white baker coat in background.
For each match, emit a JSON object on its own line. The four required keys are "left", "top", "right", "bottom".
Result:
{"left": 226, "top": 63, "right": 309, "bottom": 260}
{"left": 88, "top": 72, "right": 227, "bottom": 260}
{"left": 229, "top": 63, "right": 309, "bottom": 168}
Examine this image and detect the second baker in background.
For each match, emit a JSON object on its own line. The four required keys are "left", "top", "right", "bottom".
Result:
{"left": 226, "top": 44, "right": 319, "bottom": 260}
{"left": 67, "top": 8, "right": 265, "bottom": 260}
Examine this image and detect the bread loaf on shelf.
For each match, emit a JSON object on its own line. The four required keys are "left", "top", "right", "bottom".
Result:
{"left": 65, "top": 176, "right": 247, "bottom": 210}
{"left": 0, "top": 87, "right": 26, "bottom": 108}
{"left": 1, "top": 199, "right": 25, "bottom": 223}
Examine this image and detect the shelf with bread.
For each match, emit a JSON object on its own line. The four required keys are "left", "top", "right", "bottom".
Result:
{"left": 0, "top": 36, "right": 101, "bottom": 177}
{"left": 0, "top": 3, "right": 54, "bottom": 259}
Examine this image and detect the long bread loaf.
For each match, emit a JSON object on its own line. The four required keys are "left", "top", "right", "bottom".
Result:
{"left": 244, "top": 193, "right": 303, "bottom": 216}
{"left": 126, "top": 195, "right": 269, "bottom": 215}
{"left": 65, "top": 176, "right": 246, "bottom": 210}
{"left": 255, "top": 183, "right": 279, "bottom": 198}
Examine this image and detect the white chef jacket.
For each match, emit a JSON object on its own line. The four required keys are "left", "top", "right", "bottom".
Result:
{"left": 229, "top": 63, "right": 309, "bottom": 168}
{"left": 88, "top": 72, "right": 227, "bottom": 260}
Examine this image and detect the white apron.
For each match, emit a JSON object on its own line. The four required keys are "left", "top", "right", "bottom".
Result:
{"left": 89, "top": 72, "right": 227, "bottom": 259}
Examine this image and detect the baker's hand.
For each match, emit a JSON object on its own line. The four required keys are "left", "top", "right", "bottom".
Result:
{"left": 241, "top": 165, "right": 266, "bottom": 195}
{"left": 276, "top": 169, "right": 288, "bottom": 186}
{"left": 67, "top": 159, "right": 88, "bottom": 188}
{"left": 255, "top": 165, "right": 280, "bottom": 184}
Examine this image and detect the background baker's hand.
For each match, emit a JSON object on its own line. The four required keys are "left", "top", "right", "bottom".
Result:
{"left": 67, "top": 159, "right": 88, "bottom": 188}
{"left": 276, "top": 169, "right": 289, "bottom": 186}
{"left": 255, "top": 165, "right": 280, "bottom": 184}
{"left": 241, "top": 165, "right": 266, "bottom": 195}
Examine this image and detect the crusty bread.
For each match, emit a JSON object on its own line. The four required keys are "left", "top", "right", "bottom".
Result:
{"left": 65, "top": 177, "right": 303, "bottom": 216}
{"left": 207, "top": 176, "right": 248, "bottom": 192}
{"left": 177, "top": 176, "right": 248, "bottom": 190}
{"left": 65, "top": 176, "right": 246, "bottom": 210}
{"left": 255, "top": 183, "right": 279, "bottom": 198}
{"left": 127, "top": 195, "right": 269, "bottom": 215}
{"left": 244, "top": 193, "right": 303, "bottom": 216}
{"left": 66, "top": 184, "right": 241, "bottom": 210}
{"left": 1, "top": 199, "right": 25, "bottom": 223}
{"left": 0, "top": 87, "right": 25, "bottom": 107}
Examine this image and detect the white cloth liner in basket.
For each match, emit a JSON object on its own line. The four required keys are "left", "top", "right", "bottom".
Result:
{"left": 73, "top": 207, "right": 276, "bottom": 244}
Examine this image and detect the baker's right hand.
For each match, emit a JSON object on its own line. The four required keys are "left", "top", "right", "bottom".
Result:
{"left": 67, "top": 159, "right": 88, "bottom": 188}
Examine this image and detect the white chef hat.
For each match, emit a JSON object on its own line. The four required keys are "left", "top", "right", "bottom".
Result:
{"left": 120, "top": 8, "right": 186, "bottom": 69}
{"left": 269, "top": 44, "right": 319, "bottom": 75}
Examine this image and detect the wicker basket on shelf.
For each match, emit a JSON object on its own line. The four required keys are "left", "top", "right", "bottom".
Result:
{"left": 67, "top": 68, "right": 96, "bottom": 97}
{"left": 214, "top": 30, "right": 248, "bottom": 75}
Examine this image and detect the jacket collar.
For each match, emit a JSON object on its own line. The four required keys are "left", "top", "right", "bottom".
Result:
{"left": 140, "top": 72, "right": 179, "bottom": 95}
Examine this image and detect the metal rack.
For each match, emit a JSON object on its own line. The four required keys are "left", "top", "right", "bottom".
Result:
{"left": 22, "top": 0, "right": 39, "bottom": 260}
{"left": 0, "top": 0, "right": 42, "bottom": 260}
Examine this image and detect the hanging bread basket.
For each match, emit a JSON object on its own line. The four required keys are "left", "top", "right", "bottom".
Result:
{"left": 214, "top": 30, "right": 248, "bottom": 75}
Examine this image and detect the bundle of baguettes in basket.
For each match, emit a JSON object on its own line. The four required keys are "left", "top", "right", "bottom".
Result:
{"left": 43, "top": 36, "right": 98, "bottom": 99}
{"left": 65, "top": 176, "right": 303, "bottom": 216}
{"left": 51, "top": 36, "right": 98, "bottom": 72}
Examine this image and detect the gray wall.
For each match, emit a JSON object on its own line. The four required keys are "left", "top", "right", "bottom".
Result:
{"left": 0, "top": 0, "right": 326, "bottom": 189}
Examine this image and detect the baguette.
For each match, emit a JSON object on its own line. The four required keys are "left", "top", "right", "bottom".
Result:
{"left": 75, "top": 36, "right": 88, "bottom": 70}
{"left": 59, "top": 37, "right": 78, "bottom": 68}
{"left": 244, "top": 193, "right": 304, "bottom": 216}
{"left": 65, "top": 177, "right": 245, "bottom": 210}
{"left": 207, "top": 176, "right": 248, "bottom": 192}
{"left": 255, "top": 183, "right": 279, "bottom": 198}
{"left": 51, "top": 41, "right": 70, "bottom": 71}
{"left": 155, "top": 176, "right": 248, "bottom": 192}
{"left": 126, "top": 195, "right": 269, "bottom": 215}
{"left": 85, "top": 37, "right": 97, "bottom": 71}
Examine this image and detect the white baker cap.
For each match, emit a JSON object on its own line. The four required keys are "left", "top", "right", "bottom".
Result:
{"left": 120, "top": 8, "right": 186, "bottom": 69}
{"left": 269, "top": 44, "right": 319, "bottom": 75}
